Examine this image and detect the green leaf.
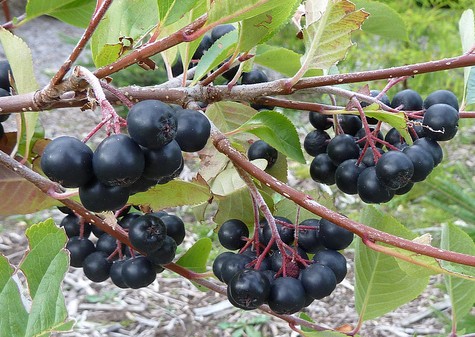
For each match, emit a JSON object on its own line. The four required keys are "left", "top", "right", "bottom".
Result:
{"left": 363, "top": 108, "right": 411, "bottom": 143}
{"left": 0, "top": 28, "right": 38, "bottom": 94}
{"left": 176, "top": 238, "right": 212, "bottom": 290}
{"left": 128, "top": 179, "right": 211, "bottom": 210}
{"left": 0, "top": 166, "right": 61, "bottom": 215}
{"left": 296, "top": 0, "right": 369, "bottom": 80}
{"left": 48, "top": 0, "right": 96, "bottom": 28}
{"left": 207, "top": 101, "right": 257, "bottom": 133}
{"left": 441, "top": 224, "right": 475, "bottom": 324}
{"left": 0, "top": 220, "right": 73, "bottom": 337}
{"left": 254, "top": 45, "right": 322, "bottom": 78}
{"left": 210, "top": 159, "right": 267, "bottom": 197}
{"left": 91, "top": 0, "right": 158, "bottom": 67}
{"left": 213, "top": 186, "right": 274, "bottom": 226}
{"left": 207, "top": 0, "right": 284, "bottom": 27}
{"left": 192, "top": 29, "right": 238, "bottom": 83}
{"left": 275, "top": 189, "right": 334, "bottom": 223}
{"left": 234, "top": 110, "right": 306, "bottom": 164}
{"left": 352, "top": 0, "right": 408, "bottom": 41}
{"left": 459, "top": 9, "right": 475, "bottom": 105}
{"left": 0, "top": 256, "right": 28, "bottom": 337}
{"left": 238, "top": 0, "right": 300, "bottom": 52}
{"left": 159, "top": 0, "right": 201, "bottom": 26}
{"left": 355, "top": 206, "right": 429, "bottom": 321}
{"left": 25, "top": 0, "right": 80, "bottom": 20}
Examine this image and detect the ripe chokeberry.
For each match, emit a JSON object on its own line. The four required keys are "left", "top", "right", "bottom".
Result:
{"left": 96, "top": 233, "right": 120, "bottom": 256}
{"left": 297, "top": 218, "right": 322, "bottom": 253}
{"left": 391, "top": 89, "right": 423, "bottom": 111}
{"left": 423, "top": 90, "right": 459, "bottom": 110}
{"left": 247, "top": 140, "right": 278, "bottom": 169}
{"left": 304, "top": 129, "right": 330, "bottom": 156}
{"left": 127, "top": 100, "right": 177, "bottom": 149}
{"left": 413, "top": 137, "right": 443, "bottom": 166}
{"left": 66, "top": 237, "right": 96, "bottom": 268}
{"left": 159, "top": 214, "right": 186, "bottom": 245}
{"left": 82, "top": 251, "right": 112, "bottom": 282}
{"left": 310, "top": 153, "right": 337, "bottom": 185}
{"left": 142, "top": 140, "right": 183, "bottom": 180}
{"left": 41, "top": 136, "right": 94, "bottom": 188}
{"left": 128, "top": 214, "right": 167, "bottom": 253}
{"left": 174, "top": 109, "right": 211, "bottom": 152}
{"left": 0, "top": 60, "right": 12, "bottom": 91}
{"left": 402, "top": 145, "right": 435, "bottom": 182}
{"left": 300, "top": 263, "right": 337, "bottom": 300}
{"left": 375, "top": 151, "right": 414, "bottom": 190}
{"left": 110, "top": 259, "right": 129, "bottom": 288}
{"left": 335, "top": 159, "right": 366, "bottom": 195}
{"left": 339, "top": 115, "right": 362, "bottom": 136}
{"left": 313, "top": 249, "right": 347, "bottom": 283}
{"left": 121, "top": 256, "right": 156, "bottom": 289}
{"left": 327, "top": 134, "right": 361, "bottom": 166}
{"left": 60, "top": 214, "right": 92, "bottom": 238}
{"left": 93, "top": 134, "right": 145, "bottom": 186}
{"left": 357, "top": 167, "right": 395, "bottom": 203}
{"left": 261, "top": 216, "right": 294, "bottom": 248}
{"left": 309, "top": 111, "right": 333, "bottom": 130}
{"left": 218, "top": 219, "right": 249, "bottom": 250}
{"left": 422, "top": 103, "right": 459, "bottom": 141}
{"left": 213, "top": 252, "right": 236, "bottom": 282}
{"left": 319, "top": 218, "right": 354, "bottom": 250}
{"left": 227, "top": 269, "right": 270, "bottom": 310}
{"left": 192, "top": 35, "right": 212, "bottom": 60}
{"left": 79, "top": 179, "right": 129, "bottom": 212}
{"left": 147, "top": 235, "right": 177, "bottom": 265}
{"left": 220, "top": 253, "right": 253, "bottom": 284}
{"left": 267, "top": 277, "right": 306, "bottom": 315}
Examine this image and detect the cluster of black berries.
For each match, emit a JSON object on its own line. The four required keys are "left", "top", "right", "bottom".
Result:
{"left": 305, "top": 89, "right": 460, "bottom": 204}
{"left": 60, "top": 206, "right": 185, "bottom": 289}
{"left": 41, "top": 99, "right": 211, "bottom": 212}
{"left": 0, "top": 60, "right": 12, "bottom": 138}
{"left": 213, "top": 216, "right": 353, "bottom": 314}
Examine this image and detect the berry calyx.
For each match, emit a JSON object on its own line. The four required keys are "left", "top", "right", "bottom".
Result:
{"left": 127, "top": 100, "right": 177, "bottom": 149}
{"left": 128, "top": 214, "right": 167, "bottom": 253}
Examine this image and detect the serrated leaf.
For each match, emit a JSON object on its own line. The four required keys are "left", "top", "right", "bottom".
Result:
{"left": 441, "top": 224, "right": 475, "bottom": 324}
{"left": 48, "top": 0, "right": 96, "bottom": 28}
{"left": 0, "top": 27, "right": 40, "bottom": 160}
{"left": 355, "top": 206, "right": 429, "bottom": 321}
{"left": 91, "top": 0, "right": 158, "bottom": 67}
{"left": 0, "top": 256, "right": 28, "bottom": 337}
{"left": 0, "top": 220, "right": 73, "bottom": 337}
{"left": 234, "top": 110, "right": 306, "bottom": 164}
{"left": 296, "top": 0, "right": 368, "bottom": 81}
{"left": 207, "top": 101, "right": 258, "bottom": 133}
{"left": 128, "top": 179, "right": 211, "bottom": 209}
{"left": 238, "top": 0, "right": 300, "bottom": 52}
{"left": 254, "top": 45, "right": 323, "bottom": 78}
{"left": 275, "top": 189, "right": 334, "bottom": 223}
{"left": 211, "top": 159, "right": 267, "bottom": 197}
{"left": 213, "top": 186, "right": 274, "bottom": 226}
{"left": 0, "top": 165, "right": 61, "bottom": 215}
{"left": 159, "top": 0, "right": 201, "bottom": 26}
{"left": 352, "top": 0, "right": 407, "bottom": 41}
{"left": 176, "top": 237, "right": 212, "bottom": 290}
{"left": 192, "top": 30, "right": 238, "bottom": 83}
{"left": 207, "top": 0, "right": 284, "bottom": 27}
{"left": 459, "top": 10, "right": 475, "bottom": 106}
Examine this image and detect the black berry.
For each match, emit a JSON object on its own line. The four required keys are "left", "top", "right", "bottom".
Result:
{"left": 121, "top": 256, "right": 156, "bottom": 289}
{"left": 247, "top": 140, "right": 278, "bottom": 169}
{"left": 82, "top": 251, "right": 112, "bottom": 282}
{"left": 128, "top": 214, "right": 167, "bottom": 253}
{"left": 174, "top": 109, "right": 211, "bottom": 152}
{"left": 267, "top": 277, "right": 306, "bottom": 315}
{"left": 375, "top": 151, "right": 414, "bottom": 189}
{"left": 310, "top": 153, "right": 337, "bottom": 185}
{"left": 391, "top": 89, "right": 423, "bottom": 111}
{"left": 319, "top": 218, "right": 354, "bottom": 250}
{"left": 357, "top": 167, "right": 394, "bottom": 203}
{"left": 218, "top": 219, "right": 249, "bottom": 250}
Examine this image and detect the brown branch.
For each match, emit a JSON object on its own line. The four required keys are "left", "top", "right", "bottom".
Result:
{"left": 50, "top": 0, "right": 114, "bottom": 85}
{"left": 210, "top": 128, "right": 475, "bottom": 267}
{"left": 93, "top": 14, "right": 208, "bottom": 79}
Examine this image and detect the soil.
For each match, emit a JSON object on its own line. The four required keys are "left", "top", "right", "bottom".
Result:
{"left": 0, "top": 10, "right": 471, "bottom": 337}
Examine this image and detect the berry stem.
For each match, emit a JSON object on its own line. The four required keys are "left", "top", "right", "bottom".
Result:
{"left": 100, "top": 81, "right": 134, "bottom": 108}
